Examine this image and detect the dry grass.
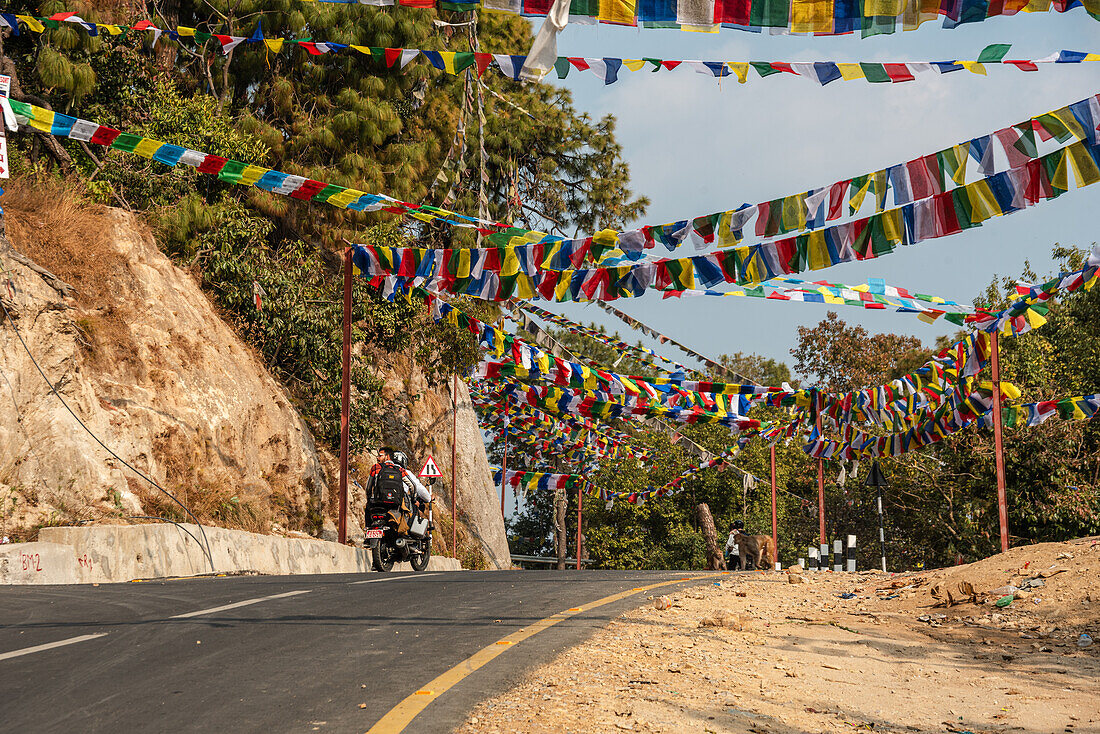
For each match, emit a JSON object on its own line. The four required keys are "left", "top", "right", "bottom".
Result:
{"left": 139, "top": 425, "right": 275, "bottom": 534}
{"left": 4, "top": 176, "right": 145, "bottom": 375}
{"left": 4, "top": 177, "right": 117, "bottom": 303}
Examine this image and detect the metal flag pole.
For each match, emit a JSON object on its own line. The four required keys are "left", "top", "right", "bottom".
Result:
{"left": 451, "top": 374, "right": 459, "bottom": 556}
{"left": 815, "top": 389, "right": 826, "bottom": 546}
{"left": 991, "top": 331, "right": 1010, "bottom": 553}
{"left": 500, "top": 399, "right": 509, "bottom": 519}
{"left": 770, "top": 444, "right": 778, "bottom": 570}
{"left": 337, "top": 247, "right": 352, "bottom": 544}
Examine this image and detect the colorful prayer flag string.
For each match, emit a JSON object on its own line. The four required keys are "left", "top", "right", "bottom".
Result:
{"left": 294, "top": 0, "right": 1099, "bottom": 38}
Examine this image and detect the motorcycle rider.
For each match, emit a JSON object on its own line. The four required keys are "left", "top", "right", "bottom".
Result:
{"left": 368, "top": 447, "right": 430, "bottom": 523}
{"left": 390, "top": 450, "right": 431, "bottom": 523}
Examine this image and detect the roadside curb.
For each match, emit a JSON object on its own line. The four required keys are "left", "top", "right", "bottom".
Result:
{"left": 1, "top": 524, "right": 460, "bottom": 585}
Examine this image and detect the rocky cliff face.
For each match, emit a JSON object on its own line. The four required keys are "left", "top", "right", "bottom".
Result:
{"left": 0, "top": 190, "right": 508, "bottom": 568}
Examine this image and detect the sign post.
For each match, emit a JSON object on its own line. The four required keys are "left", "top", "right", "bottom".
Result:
{"left": 418, "top": 455, "right": 443, "bottom": 480}
{"left": 0, "top": 75, "right": 11, "bottom": 181}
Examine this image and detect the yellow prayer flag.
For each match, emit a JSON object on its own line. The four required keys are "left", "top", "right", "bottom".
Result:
{"left": 265, "top": 39, "right": 285, "bottom": 53}
{"left": 97, "top": 24, "right": 124, "bottom": 35}
{"left": 27, "top": 108, "right": 54, "bottom": 134}
{"left": 351, "top": 45, "right": 371, "bottom": 55}
{"left": 790, "top": 0, "right": 834, "bottom": 33}
{"left": 873, "top": 170, "right": 889, "bottom": 211}
{"left": 513, "top": 274, "right": 536, "bottom": 300}
{"left": 554, "top": 272, "right": 573, "bottom": 301}
{"left": 1051, "top": 106, "right": 1087, "bottom": 141}
{"left": 593, "top": 229, "right": 619, "bottom": 248}
{"left": 327, "top": 187, "right": 363, "bottom": 208}
{"left": 836, "top": 63, "right": 865, "bottom": 80}
{"left": 133, "top": 138, "right": 166, "bottom": 158}
{"left": 960, "top": 62, "right": 987, "bottom": 75}
{"left": 454, "top": 249, "right": 471, "bottom": 279}
{"left": 541, "top": 242, "right": 562, "bottom": 269}
{"left": 880, "top": 208, "right": 904, "bottom": 245}
{"left": 598, "top": 0, "right": 636, "bottom": 25}
{"left": 806, "top": 231, "right": 830, "bottom": 271}
{"left": 864, "top": 0, "right": 905, "bottom": 14}
{"left": 16, "top": 15, "right": 44, "bottom": 32}
{"left": 726, "top": 63, "right": 749, "bottom": 83}
{"left": 1067, "top": 142, "right": 1100, "bottom": 187}
{"left": 500, "top": 247, "right": 521, "bottom": 277}
{"left": 781, "top": 194, "right": 805, "bottom": 232}
{"left": 176, "top": 26, "right": 197, "bottom": 36}
{"left": 917, "top": 312, "right": 939, "bottom": 324}
{"left": 848, "top": 176, "right": 873, "bottom": 211}
{"left": 948, "top": 144, "right": 969, "bottom": 185}
{"left": 1025, "top": 308, "right": 1048, "bottom": 330}
{"left": 965, "top": 180, "right": 1001, "bottom": 223}
{"left": 623, "top": 59, "right": 647, "bottom": 72}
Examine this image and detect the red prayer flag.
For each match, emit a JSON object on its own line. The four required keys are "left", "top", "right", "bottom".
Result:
{"left": 883, "top": 64, "right": 915, "bottom": 82}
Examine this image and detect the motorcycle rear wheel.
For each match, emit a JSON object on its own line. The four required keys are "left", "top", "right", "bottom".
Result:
{"left": 371, "top": 540, "right": 396, "bottom": 572}
{"left": 410, "top": 536, "right": 431, "bottom": 572}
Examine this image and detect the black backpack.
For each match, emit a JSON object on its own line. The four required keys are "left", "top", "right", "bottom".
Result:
{"left": 374, "top": 465, "right": 405, "bottom": 506}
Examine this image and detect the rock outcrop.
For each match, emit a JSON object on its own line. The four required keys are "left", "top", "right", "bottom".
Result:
{"left": 0, "top": 192, "right": 508, "bottom": 567}
{"left": 0, "top": 204, "right": 328, "bottom": 536}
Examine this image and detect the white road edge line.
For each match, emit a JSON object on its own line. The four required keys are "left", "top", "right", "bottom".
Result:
{"left": 350, "top": 573, "right": 440, "bottom": 585}
{"left": 170, "top": 589, "right": 312, "bottom": 619}
{"left": 0, "top": 633, "right": 109, "bottom": 662}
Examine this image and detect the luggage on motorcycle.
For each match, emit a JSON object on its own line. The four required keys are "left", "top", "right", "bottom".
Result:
{"left": 374, "top": 465, "right": 405, "bottom": 506}
{"left": 408, "top": 515, "right": 428, "bottom": 538}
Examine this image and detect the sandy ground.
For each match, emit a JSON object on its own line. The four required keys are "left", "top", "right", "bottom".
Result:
{"left": 457, "top": 537, "right": 1100, "bottom": 734}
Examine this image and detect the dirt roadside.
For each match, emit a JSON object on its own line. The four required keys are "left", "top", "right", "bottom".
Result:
{"left": 457, "top": 538, "right": 1099, "bottom": 734}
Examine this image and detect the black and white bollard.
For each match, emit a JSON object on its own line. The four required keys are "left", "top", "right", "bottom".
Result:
{"left": 878, "top": 493, "right": 887, "bottom": 572}
{"left": 833, "top": 539, "right": 843, "bottom": 572}
{"left": 799, "top": 557, "right": 806, "bottom": 569}
{"left": 808, "top": 546, "right": 819, "bottom": 571}
{"left": 846, "top": 535, "right": 856, "bottom": 572}
{"left": 820, "top": 543, "right": 829, "bottom": 571}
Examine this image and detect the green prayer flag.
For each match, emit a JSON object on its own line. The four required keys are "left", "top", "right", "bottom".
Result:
{"left": 750, "top": 62, "right": 782, "bottom": 78}
{"left": 976, "top": 44, "right": 1011, "bottom": 63}
{"left": 217, "top": 159, "right": 248, "bottom": 184}
{"left": 1035, "top": 113, "right": 1073, "bottom": 143}
{"left": 860, "top": 63, "right": 891, "bottom": 83}
{"left": 111, "top": 132, "right": 142, "bottom": 153}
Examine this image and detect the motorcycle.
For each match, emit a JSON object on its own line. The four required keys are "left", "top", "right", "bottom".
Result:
{"left": 364, "top": 480, "right": 432, "bottom": 572}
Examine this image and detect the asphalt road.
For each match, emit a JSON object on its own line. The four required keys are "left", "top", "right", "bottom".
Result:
{"left": 0, "top": 570, "right": 715, "bottom": 734}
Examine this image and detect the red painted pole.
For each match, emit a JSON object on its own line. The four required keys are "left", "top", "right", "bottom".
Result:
{"left": 337, "top": 248, "right": 352, "bottom": 545}
{"left": 500, "top": 401, "right": 508, "bottom": 519}
{"left": 451, "top": 374, "right": 459, "bottom": 556}
{"left": 816, "top": 391, "right": 826, "bottom": 546}
{"left": 770, "top": 444, "right": 778, "bottom": 568}
{"left": 576, "top": 481, "right": 583, "bottom": 571}
{"left": 991, "top": 331, "right": 1009, "bottom": 553}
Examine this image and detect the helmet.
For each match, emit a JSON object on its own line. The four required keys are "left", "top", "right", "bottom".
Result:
{"left": 732, "top": 520, "right": 744, "bottom": 531}
{"left": 391, "top": 451, "right": 408, "bottom": 469}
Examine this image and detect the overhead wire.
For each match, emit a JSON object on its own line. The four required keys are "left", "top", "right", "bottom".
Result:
{"left": 0, "top": 248, "right": 215, "bottom": 570}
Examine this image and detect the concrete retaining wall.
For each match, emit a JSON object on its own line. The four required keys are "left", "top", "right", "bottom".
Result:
{"left": 0, "top": 524, "right": 460, "bottom": 585}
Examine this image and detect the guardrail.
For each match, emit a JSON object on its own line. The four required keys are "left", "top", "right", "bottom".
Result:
{"left": 510, "top": 554, "right": 596, "bottom": 567}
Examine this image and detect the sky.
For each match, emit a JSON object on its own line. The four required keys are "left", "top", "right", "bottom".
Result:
{"left": 517, "top": 10, "right": 1100, "bottom": 381}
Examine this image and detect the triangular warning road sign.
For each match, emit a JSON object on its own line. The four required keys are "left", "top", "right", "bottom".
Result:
{"left": 419, "top": 455, "right": 443, "bottom": 478}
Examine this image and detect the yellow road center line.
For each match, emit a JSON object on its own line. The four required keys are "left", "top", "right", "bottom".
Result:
{"left": 365, "top": 575, "right": 714, "bottom": 734}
